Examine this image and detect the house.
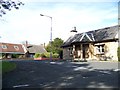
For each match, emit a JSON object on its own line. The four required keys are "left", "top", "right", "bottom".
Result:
{"left": 0, "top": 42, "right": 25, "bottom": 59}
{"left": 0, "top": 42, "right": 47, "bottom": 59}
{"left": 25, "top": 44, "right": 47, "bottom": 58}
{"left": 62, "top": 25, "right": 119, "bottom": 61}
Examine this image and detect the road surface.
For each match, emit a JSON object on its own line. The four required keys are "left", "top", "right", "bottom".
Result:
{"left": 2, "top": 60, "right": 120, "bottom": 88}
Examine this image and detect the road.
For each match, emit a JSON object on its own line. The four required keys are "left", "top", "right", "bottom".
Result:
{"left": 2, "top": 60, "right": 120, "bottom": 88}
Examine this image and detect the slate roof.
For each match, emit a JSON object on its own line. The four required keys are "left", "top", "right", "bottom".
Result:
{"left": 27, "top": 44, "right": 47, "bottom": 54}
{"left": 62, "top": 25, "right": 119, "bottom": 47}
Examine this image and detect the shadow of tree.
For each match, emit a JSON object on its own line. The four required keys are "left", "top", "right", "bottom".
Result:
{"left": 38, "top": 61, "right": 119, "bottom": 88}
{"left": 2, "top": 60, "right": 120, "bottom": 89}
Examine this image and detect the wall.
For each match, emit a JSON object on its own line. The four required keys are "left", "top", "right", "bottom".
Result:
{"left": 105, "top": 41, "right": 118, "bottom": 61}
{"left": 63, "top": 47, "right": 73, "bottom": 60}
{"left": 63, "top": 41, "right": 118, "bottom": 61}
{"left": 93, "top": 41, "right": 118, "bottom": 61}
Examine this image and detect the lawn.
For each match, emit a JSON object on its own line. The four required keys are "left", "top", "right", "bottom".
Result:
{"left": 0, "top": 61, "right": 16, "bottom": 74}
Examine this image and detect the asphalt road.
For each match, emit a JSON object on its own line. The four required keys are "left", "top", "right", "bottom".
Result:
{"left": 2, "top": 60, "right": 120, "bottom": 88}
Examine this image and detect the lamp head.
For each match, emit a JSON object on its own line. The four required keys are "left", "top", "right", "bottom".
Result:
{"left": 40, "top": 14, "right": 44, "bottom": 16}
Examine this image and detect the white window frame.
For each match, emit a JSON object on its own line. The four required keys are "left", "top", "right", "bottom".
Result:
{"left": 96, "top": 45, "right": 105, "bottom": 54}
{"left": 14, "top": 46, "right": 19, "bottom": 50}
{"left": 2, "top": 45, "right": 7, "bottom": 49}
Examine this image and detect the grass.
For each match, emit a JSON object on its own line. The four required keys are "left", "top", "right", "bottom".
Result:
{"left": 0, "top": 61, "right": 16, "bottom": 74}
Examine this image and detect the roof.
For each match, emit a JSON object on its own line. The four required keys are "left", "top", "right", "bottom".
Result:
{"left": 0, "top": 42, "right": 25, "bottom": 54}
{"left": 27, "top": 44, "right": 47, "bottom": 54}
{"left": 62, "top": 25, "right": 119, "bottom": 47}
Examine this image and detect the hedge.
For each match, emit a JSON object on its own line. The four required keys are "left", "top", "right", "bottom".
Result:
{"left": 34, "top": 52, "right": 59, "bottom": 58}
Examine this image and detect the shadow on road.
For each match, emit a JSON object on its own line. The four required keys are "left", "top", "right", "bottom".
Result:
{"left": 2, "top": 60, "right": 120, "bottom": 89}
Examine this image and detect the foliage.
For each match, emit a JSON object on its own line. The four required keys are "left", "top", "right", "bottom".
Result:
{"left": 52, "top": 53, "right": 59, "bottom": 58}
{"left": 117, "top": 47, "right": 120, "bottom": 61}
{"left": 34, "top": 53, "right": 41, "bottom": 58}
{"left": 44, "top": 52, "right": 50, "bottom": 58}
{"left": 2, "top": 61, "right": 16, "bottom": 74}
{"left": 40, "top": 53, "right": 46, "bottom": 58}
{"left": 45, "top": 37, "right": 64, "bottom": 55}
{"left": 12, "top": 54, "right": 19, "bottom": 58}
{"left": 0, "top": 0, "right": 24, "bottom": 17}
{"left": 34, "top": 52, "right": 59, "bottom": 58}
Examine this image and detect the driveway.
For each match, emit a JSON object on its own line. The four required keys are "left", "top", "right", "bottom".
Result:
{"left": 2, "top": 60, "right": 120, "bottom": 88}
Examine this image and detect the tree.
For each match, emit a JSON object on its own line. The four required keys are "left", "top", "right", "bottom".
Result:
{"left": 0, "top": 0, "right": 24, "bottom": 17}
{"left": 46, "top": 38, "right": 64, "bottom": 54}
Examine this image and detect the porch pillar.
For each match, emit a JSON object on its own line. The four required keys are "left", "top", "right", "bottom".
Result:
{"left": 80, "top": 44, "right": 83, "bottom": 59}
{"left": 73, "top": 45, "right": 75, "bottom": 60}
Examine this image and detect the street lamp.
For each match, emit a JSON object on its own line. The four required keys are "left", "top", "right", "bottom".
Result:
{"left": 40, "top": 14, "right": 52, "bottom": 60}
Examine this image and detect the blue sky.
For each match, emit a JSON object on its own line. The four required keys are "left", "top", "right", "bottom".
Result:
{"left": 0, "top": 0, "right": 119, "bottom": 45}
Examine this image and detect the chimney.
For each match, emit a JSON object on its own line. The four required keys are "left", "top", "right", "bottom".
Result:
{"left": 70, "top": 27, "right": 77, "bottom": 36}
{"left": 41, "top": 43, "right": 45, "bottom": 48}
{"left": 44, "top": 43, "right": 45, "bottom": 48}
{"left": 25, "top": 41, "right": 28, "bottom": 47}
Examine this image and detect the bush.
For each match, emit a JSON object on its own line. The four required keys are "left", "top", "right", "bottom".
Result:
{"left": 44, "top": 52, "right": 50, "bottom": 58}
{"left": 34, "top": 53, "right": 41, "bottom": 58}
{"left": 40, "top": 53, "right": 46, "bottom": 58}
{"left": 52, "top": 53, "right": 59, "bottom": 58}
{"left": 12, "top": 54, "right": 20, "bottom": 58}
{"left": 34, "top": 52, "right": 59, "bottom": 58}
{"left": 117, "top": 47, "right": 120, "bottom": 61}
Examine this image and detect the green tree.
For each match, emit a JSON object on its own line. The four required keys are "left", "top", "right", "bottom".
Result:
{"left": 46, "top": 38, "right": 64, "bottom": 55}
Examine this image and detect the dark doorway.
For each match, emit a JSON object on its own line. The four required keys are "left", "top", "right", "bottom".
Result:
{"left": 82, "top": 44, "right": 89, "bottom": 59}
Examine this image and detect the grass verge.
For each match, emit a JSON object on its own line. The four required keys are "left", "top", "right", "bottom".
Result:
{"left": 1, "top": 61, "right": 16, "bottom": 74}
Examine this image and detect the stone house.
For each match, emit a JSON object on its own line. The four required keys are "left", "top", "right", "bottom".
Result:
{"left": 62, "top": 25, "right": 119, "bottom": 61}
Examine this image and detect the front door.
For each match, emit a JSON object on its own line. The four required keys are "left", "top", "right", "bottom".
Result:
{"left": 82, "top": 44, "right": 89, "bottom": 59}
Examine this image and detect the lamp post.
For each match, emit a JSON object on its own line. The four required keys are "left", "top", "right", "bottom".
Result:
{"left": 40, "top": 14, "right": 52, "bottom": 60}
{"left": 119, "top": 2, "right": 120, "bottom": 47}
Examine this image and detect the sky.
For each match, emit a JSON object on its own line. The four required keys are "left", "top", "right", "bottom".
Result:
{"left": 0, "top": 0, "right": 119, "bottom": 45}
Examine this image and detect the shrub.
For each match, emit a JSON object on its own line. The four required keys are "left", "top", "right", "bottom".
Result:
{"left": 44, "top": 52, "right": 50, "bottom": 58}
{"left": 34, "top": 53, "right": 41, "bottom": 58}
{"left": 52, "top": 53, "right": 59, "bottom": 58}
{"left": 34, "top": 52, "right": 50, "bottom": 58}
{"left": 40, "top": 53, "right": 46, "bottom": 58}
{"left": 117, "top": 47, "right": 120, "bottom": 61}
{"left": 34, "top": 52, "right": 59, "bottom": 58}
{"left": 12, "top": 54, "right": 19, "bottom": 58}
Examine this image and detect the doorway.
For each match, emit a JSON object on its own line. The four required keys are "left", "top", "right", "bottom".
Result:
{"left": 82, "top": 44, "right": 89, "bottom": 59}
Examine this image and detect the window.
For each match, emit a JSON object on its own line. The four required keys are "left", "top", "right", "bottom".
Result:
{"left": 96, "top": 45, "right": 104, "bottom": 54}
{"left": 2, "top": 45, "right": 7, "bottom": 49}
{"left": 14, "top": 46, "right": 19, "bottom": 50}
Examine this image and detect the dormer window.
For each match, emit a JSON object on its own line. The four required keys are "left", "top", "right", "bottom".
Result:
{"left": 14, "top": 46, "right": 19, "bottom": 50}
{"left": 2, "top": 45, "right": 7, "bottom": 49}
